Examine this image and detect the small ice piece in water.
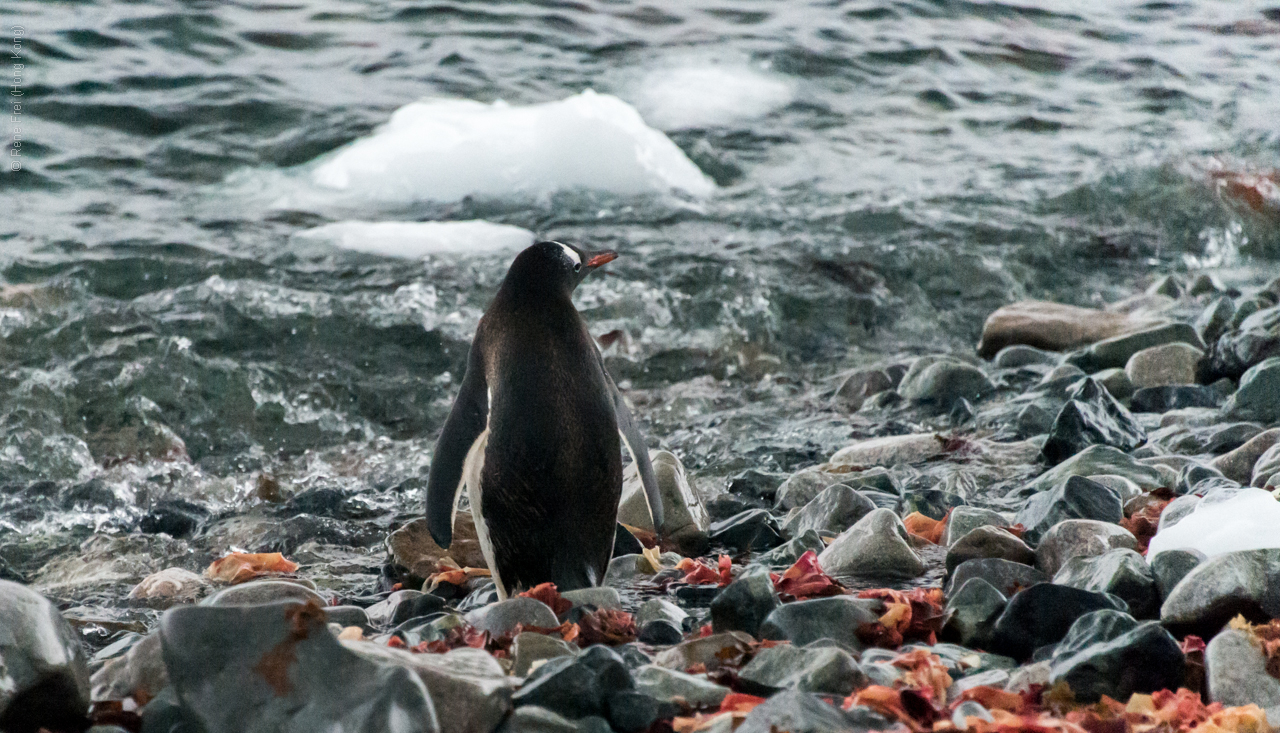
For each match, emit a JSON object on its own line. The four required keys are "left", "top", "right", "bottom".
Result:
{"left": 632, "top": 64, "right": 794, "bottom": 130}
{"left": 311, "top": 90, "right": 714, "bottom": 202}
{"left": 1146, "top": 487, "right": 1280, "bottom": 559}
{"left": 293, "top": 220, "right": 535, "bottom": 258}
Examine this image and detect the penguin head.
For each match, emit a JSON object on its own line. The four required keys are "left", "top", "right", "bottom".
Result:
{"left": 503, "top": 240, "right": 618, "bottom": 298}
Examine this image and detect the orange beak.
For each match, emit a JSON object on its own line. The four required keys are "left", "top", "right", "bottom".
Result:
{"left": 585, "top": 250, "right": 619, "bottom": 268}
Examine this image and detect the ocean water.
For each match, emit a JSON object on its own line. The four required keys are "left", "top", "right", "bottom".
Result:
{"left": 1, "top": 0, "right": 1279, "bottom": 608}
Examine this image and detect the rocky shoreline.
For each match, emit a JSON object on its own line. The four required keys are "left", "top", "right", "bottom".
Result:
{"left": 4, "top": 272, "right": 1280, "bottom": 733}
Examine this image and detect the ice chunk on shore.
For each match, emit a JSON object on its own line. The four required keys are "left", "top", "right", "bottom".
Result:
{"left": 293, "top": 220, "right": 535, "bottom": 258}
{"left": 633, "top": 65, "right": 794, "bottom": 130}
{"left": 1146, "top": 488, "right": 1280, "bottom": 559}
{"left": 311, "top": 90, "right": 714, "bottom": 203}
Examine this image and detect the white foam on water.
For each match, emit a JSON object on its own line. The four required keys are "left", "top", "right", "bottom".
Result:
{"left": 631, "top": 64, "right": 794, "bottom": 130}
{"left": 1146, "top": 487, "right": 1280, "bottom": 559}
{"left": 310, "top": 90, "right": 714, "bottom": 203}
{"left": 293, "top": 220, "right": 535, "bottom": 258}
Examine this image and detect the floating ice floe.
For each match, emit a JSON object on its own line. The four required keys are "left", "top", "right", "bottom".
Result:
{"left": 632, "top": 64, "right": 794, "bottom": 130}
{"left": 293, "top": 220, "right": 535, "bottom": 258}
{"left": 310, "top": 90, "right": 715, "bottom": 203}
{"left": 1146, "top": 487, "right": 1280, "bottom": 559}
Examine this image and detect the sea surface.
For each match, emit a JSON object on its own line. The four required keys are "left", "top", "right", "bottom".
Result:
{"left": 1, "top": 0, "right": 1279, "bottom": 619}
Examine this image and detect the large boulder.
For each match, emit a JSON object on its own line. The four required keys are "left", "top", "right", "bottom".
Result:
{"left": 1161, "top": 548, "right": 1280, "bottom": 636}
{"left": 783, "top": 484, "right": 876, "bottom": 538}
{"left": 1124, "top": 343, "right": 1203, "bottom": 389}
{"left": 758, "top": 596, "right": 884, "bottom": 649}
{"left": 897, "top": 359, "right": 995, "bottom": 408}
{"left": 827, "top": 434, "right": 945, "bottom": 469}
{"left": 0, "top": 580, "right": 91, "bottom": 733}
{"left": 1206, "top": 629, "right": 1280, "bottom": 721}
{"left": 1206, "top": 304, "right": 1280, "bottom": 381}
{"left": 1034, "top": 520, "right": 1137, "bottom": 577}
{"left": 1069, "top": 323, "right": 1204, "bottom": 373}
{"left": 159, "top": 600, "right": 439, "bottom": 733}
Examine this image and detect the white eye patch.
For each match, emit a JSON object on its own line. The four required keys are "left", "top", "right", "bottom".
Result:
{"left": 553, "top": 241, "right": 581, "bottom": 267}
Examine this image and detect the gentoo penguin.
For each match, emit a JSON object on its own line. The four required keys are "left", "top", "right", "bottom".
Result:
{"left": 425, "top": 241, "right": 664, "bottom": 599}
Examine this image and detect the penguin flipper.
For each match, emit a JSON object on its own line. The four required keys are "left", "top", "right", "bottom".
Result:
{"left": 605, "top": 370, "right": 664, "bottom": 536}
{"left": 425, "top": 342, "right": 489, "bottom": 549}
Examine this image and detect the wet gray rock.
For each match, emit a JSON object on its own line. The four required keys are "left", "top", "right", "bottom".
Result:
{"left": 324, "top": 605, "right": 370, "bottom": 630}
{"left": 941, "top": 507, "right": 1010, "bottom": 547}
{"left": 1131, "top": 385, "right": 1224, "bottom": 413}
{"left": 202, "top": 579, "right": 326, "bottom": 608}
{"left": 1048, "top": 609, "right": 1184, "bottom": 702}
{"left": 603, "top": 555, "right": 649, "bottom": 587}
{"left": 818, "top": 508, "right": 924, "bottom": 578}
{"left": 347, "top": 644, "right": 516, "bottom": 733}
{"left": 942, "top": 578, "right": 1007, "bottom": 649}
{"left": 1254, "top": 443, "right": 1280, "bottom": 488}
{"left": 654, "top": 633, "right": 753, "bottom": 672}
{"left": 783, "top": 484, "right": 876, "bottom": 538}
{"left": 945, "top": 526, "right": 1034, "bottom": 574}
{"left": 0, "top": 580, "right": 91, "bottom": 733}
{"left": 1035, "top": 520, "right": 1138, "bottom": 577}
{"left": 1041, "top": 378, "right": 1145, "bottom": 465}
{"left": 1070, "top": 322, "right": 1204, "bottom": 372}
{"left": 726, "top": 470, "right": 784, "bottom": 502}
{"left": 635, "top": 599, "right": 687, "bottom": 629}
{"left": 562, "top": 587, "right": 622, "bottom": 611}
{"left": 708, "top": 509, "right": 784, "bottom": 552}
{"left": 827, "top": 433, "right": 945, "bottom": 468}
{"left": 946, "top": 558, "right": 1047, "bottom": 598}
{"left": 834, "top": 368, "right": 894, "bottom": 411}
{"left": 898, "top": 358, "right": 995, "bottom": 409}
{"left": 1214, "top": 428, "right": 1280, "bottom": 484}
{"left": 991, "top": 583, "right": 1127, "bottom": 661}
{"left": 1015, "top": 475, "right": 1124, "bottom": 545}
{"left": 752, "top": 530, "right": 825, "bottom": 568}
{"left": 365, "top": 589, "right": 448, "bottom": 628}
{"left": 633, "top": 665, "right": 729, "bottom": 707}
{"left": 1206, "top": 629, "right": 1280, "bottom": 718}
{"left": 618, "top": 450, "right": 710, "bottom": 554}
{"left": 710, "top": 569, "right": 779, "bottom": 637}
{"left": 497, "top": 706, "right": 578, "bottom": 733}
{"left": 160, "top": 600, "right": 438, "bottom": 733}
{"left": 511, "top": 647, "right": 631, "bottom": 722}
{"left": 1017, "top": 445, "right": 1164, "bottom": 499}
{"left": 1161, "top": 548, "right": 1280, "bottom": 635}
{"left": 775, "top": 469, "right": 842, "bottom": 511}
{"left": 1052, "top": 549, "right": 1159, "bottom": 618}
{"left": 739, "top": 644, "right": 865, "bottom": 696}
{"left": 736, "top": 691, "right": 891, "bottom": 733}
{"left": 511, "top": 632, "right": 580, "bottom": 677}
{"left": 466, "top": 598, "right": 559, "bottom": 636}
{"left": 758, "top": 596, "right": 884, "bottom": 649}
{"left": 1125, "top": 343, "right": 1203, "bottom": 389}
{"left": 90, "top": 631, "right": 167, "bottom": 703}
{"left": 637, "top": 620, "right": 683, "bottom": 645}
{"left": 993, "top": 345, "right": 1058, "bottom": 368}
{"left": 1196, "top": 297, "right": 1235, "bottom": 345}
{"left": 1016, "top": 403, "right": 1056, "bottom": 438}
{"left": 1205, "top": 303, "right": 1280, "bottom": 381}
{"left": 1150, "top": 550, "right": 1204, "bottom": 600}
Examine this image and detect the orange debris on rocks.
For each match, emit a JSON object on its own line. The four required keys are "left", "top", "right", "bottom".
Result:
{"left": 519, "top": 582, "right": 573, "bottom": 615}
{"left": 903, "top": 511, "right": 948, "bottom": 544}
{"left": 677, "top": 555, "right": 733, "bottom": 586}
{"left": 771, "top": 550, "right": 844, "bottom": 599}
{"left": 205, "top": 552, "right": 299, "bottom": 584}
{"left": 856, "top": 588, "right": 947, "bottom": 648}
{"left": 672, "top": 693, "right": 766, "bottom": 733}
{"left": 425, "top": 564, "right": 491, "bottom": 591}
{"left": 577, "top": 608, "right": 638, "bottom": 646}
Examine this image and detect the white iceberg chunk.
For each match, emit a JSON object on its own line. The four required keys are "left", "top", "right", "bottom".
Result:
{"left": 1146, "top": 487, "right": 1280, "bottom": 559}
{"left": 632, "top": 65, "right": 794, "bottom": 130}
{"left": 293, "top": 220, "right": 535, "bottom": 258}
{"left": 311, "top": 90, "right": 715, "bottom": 203}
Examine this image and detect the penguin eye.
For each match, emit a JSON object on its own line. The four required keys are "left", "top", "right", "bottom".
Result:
{"left": 573, "top": 262, "right": 581, "bottom": 273}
